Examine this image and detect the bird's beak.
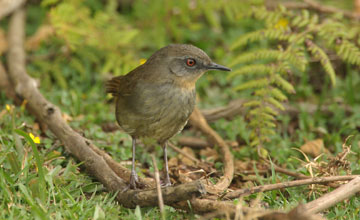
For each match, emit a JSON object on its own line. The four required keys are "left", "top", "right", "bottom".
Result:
{"left": 206, "top": 62, "right": 231, "bottom": 71}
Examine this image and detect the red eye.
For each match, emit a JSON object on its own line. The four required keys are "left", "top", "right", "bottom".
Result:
{"left": 186, "top": 58, "right": 196, "bottom": 67}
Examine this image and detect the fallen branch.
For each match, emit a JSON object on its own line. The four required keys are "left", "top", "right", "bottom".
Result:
{"left": 189, "top": 107, "right": 234, "bottom": 191}
{"left": 177, "top": 136, "right": 238, "bottom": 149}
{"left": 177, "top": 136, "right": 209, "bottom": 149}
{"left": 267, "top": 0, "right": 360, "bottom": 20}
{"left": 0, "top": 0, "right": 26, "bottom": 20}
{"left": 224, "top": 175, "right": 358, "bottom": 199}
{"left": 118, "top": 180, "right": 206, "bottom": 209}
{"left": 201, "top": 99, "right": 245, "bottom": 122}
{"left": 303, "top": 176, "right": 360, "bottom": 214}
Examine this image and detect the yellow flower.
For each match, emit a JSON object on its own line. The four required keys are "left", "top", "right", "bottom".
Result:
{"left": 6, "top": 104, "right": 11, "bottom": 112}
{"left": 139, "top": 58, "right": 147, "bottom": 65}
{"left": 274, "top": 18, "right": 289, "bottom": 29}
{"left": 29, "top": 133, "right": 41, "bottom": 144}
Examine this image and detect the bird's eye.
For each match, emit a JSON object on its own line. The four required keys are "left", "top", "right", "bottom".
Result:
{"left": 186, "top": 58, "right": 196, "bottom": 67}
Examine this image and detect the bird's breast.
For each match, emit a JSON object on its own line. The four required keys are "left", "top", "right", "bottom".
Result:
{"left": 115, "top": 82, "right": 196, "bottom": 143}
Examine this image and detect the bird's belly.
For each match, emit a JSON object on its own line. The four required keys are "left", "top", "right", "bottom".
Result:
{"left": 115, "top": 85, "right": 195, "bottom": 143}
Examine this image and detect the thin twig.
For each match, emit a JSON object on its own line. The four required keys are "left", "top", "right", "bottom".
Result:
{"left": 224, "top": 175, "right": 358, "bottom": 199}
{"left": 151, "top": 155, "right": 165, "bottom": 220}
{"left": 177, "top": 136, "right": 209, "bottom": 149}
{"left": 168, "top": 142, "right": 201, "bottom": 164}
{"left": 273, "top": 166, "right": 309, "bottom": 179}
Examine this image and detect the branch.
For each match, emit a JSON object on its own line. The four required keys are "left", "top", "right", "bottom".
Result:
{"left": 267, "top": 0, "right": 360, "bottom": 20}
{"left": 303, "top": 176, "right": 360, "bottom": 214}
{"left": 189, "top": 107, "right": 234, "bottom": 191}
{"left": 224, "top": 175, "right": 358, "bottom": 199}
{"left": 201, "top": 99, "right": 245, "bottom": 122}
{"left": 118, "top": 181, "right": 206, "bottom": 208}
{"left": 201, "top": 98, "right": 353, "bottom": 123}
{"left": 0, "top": 0, "right": 26, "bottom": 21}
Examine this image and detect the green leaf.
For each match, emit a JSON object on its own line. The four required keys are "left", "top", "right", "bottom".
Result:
{"left": 233, "top": 78, "right": 269, "bottom": 91}
{"left": 273, "top": 74, "right": 295, "bottom": 93}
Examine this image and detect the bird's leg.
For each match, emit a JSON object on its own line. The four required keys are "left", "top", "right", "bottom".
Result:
{"left": 129, "top": 138, "right": 139, "bottom": 189}
{"left": 162, "top": 141, "right": 172, "bottom": 187}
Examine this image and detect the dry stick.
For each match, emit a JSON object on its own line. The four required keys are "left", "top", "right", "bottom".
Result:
{"left": 189, "top": 107, "right": 234, "bottom": 191}
{"left": 151, "top": 155, "right": 165, "bottom": 220}
{"left": 118, "top": 181, "right": 206, "bottom": 208}
{"left": 303, "top": 0, "right": 360, "bottom": 20}
{"left": 273, "top": 165, "right": 339, "bottom": 188}
{"left": 201, "top": 98, "right": 353, "bottom": 123}
{"left": 6, "top": 8, "right": 206, "bottom": 209}
{"left": 177, "top": 136, "right": 238, "bottom": 149}
{"left": 303, "top": 176, "right": 360, "bottom": 214}
{"left": 177, "top": 136, "right": 209, "bottom": 149}
{"left": 267, "top": 0, "right": 360, "bottom": 20}
{"left": 224, "top": 175, "right": 358, "bottom": 200}
{"left": 168, "top": 142, "right": 201, "bottom": 164}
{"left": 201, "top": 99, "right": 245, "bottom": 123}
{"left": 0, "top": 0, "right": 26, "bottom": 20}
{"left": 273, "top": 166, "right": 309, "bottom": 180}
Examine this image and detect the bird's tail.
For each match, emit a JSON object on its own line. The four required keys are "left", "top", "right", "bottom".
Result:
{"left": 105, "top": 76, "right": 123, "bottom": 96}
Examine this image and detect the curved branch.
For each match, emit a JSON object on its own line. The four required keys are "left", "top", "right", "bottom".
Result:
{"left": 224, "top": 175, "right": 358, "bottom": 199}
{"left": 189, "top": 107, "right": 234, "bottom": 191}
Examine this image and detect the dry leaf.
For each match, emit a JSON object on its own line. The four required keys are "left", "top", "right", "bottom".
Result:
{"left": 168, "top": 157, "right": 178, "bottom": 167}
{"left": 178, "top": 147, "right": 196, "bottom": 166}
{"left": 300, "top": 139, "right": 329, "bottom": 158}
{"left": 199, "top": 147, "right": 219, "bottom": 162}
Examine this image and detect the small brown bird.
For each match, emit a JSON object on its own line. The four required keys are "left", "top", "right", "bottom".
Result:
{"left": 106, "top": 44, "right": 230, "bottom": 189}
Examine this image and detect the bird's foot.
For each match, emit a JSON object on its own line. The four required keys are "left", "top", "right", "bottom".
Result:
{"left": 161, "top": 178, "right": 172, "bottom": 187}
{"left": 122, "top": 172, "right": 139, "bottom": 192}
{"left": 129, "top": 172, "right": 139, "bottom": 189}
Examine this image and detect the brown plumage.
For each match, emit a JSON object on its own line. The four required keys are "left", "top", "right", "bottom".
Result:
{"left": 106, "top": 44, "right": 231, "bottom": 189}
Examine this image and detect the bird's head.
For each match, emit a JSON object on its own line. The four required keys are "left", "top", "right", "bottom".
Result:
{"left": 146, "top": 44, "right": 231, "bottom": 89}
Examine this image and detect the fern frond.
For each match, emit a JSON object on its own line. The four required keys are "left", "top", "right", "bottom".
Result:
{"left": 231, "top": 29, "right": 290, "bottom": 50}
{"left": 270, "top": 88, "right": 288, "bottom": 101}
{"left": 273, "top": 74, "right": 296, "bottom": 93}
{"left": 336, "top": 40, "right": 360, "bottom": 66}
{"left": 233, "top": 78, "right": 270, "bottom": 91}
{"left": 266, "top": 97, "right": 285, "bottom": 111}
{"left": 229, "top": 49, "right": 282, "bottom": 66}
{"left": 306, "top": 40, "right": 336, "bottom": 86}
{"left": 227, "top": 64, "right": 274, "bottom": 79}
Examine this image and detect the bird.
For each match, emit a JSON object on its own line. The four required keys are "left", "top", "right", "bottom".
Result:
{"left": 106, "top": 44, "right": 231, "bottom": 189}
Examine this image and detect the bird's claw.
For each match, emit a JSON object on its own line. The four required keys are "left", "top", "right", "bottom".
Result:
{"left": 161, "top": 178, "right": 172, "bottom": 187}
{"left": 121, "top": 172, "right": 139, "bottom": 192}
